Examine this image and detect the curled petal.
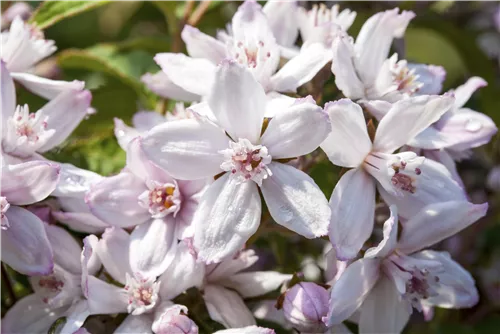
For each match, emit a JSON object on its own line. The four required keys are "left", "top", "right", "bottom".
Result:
{"left": 452, "top": 76, "right": 487, "bottom": 109}
{"left": 364, "top": 205, "right": 398, "bottom": 259}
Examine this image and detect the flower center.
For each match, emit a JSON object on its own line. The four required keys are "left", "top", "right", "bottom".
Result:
{"left": 390, "top": 57, "right": 423, "bottom": 95}
{"left": 230, "top": 40, "right": 272, "bottom": 69}
{"left": 124, "top": 273, "right": 160, "bottom": 315}
{"left": 139, "top": 181, "right": 182, "bottom": 218}
{"left": 0, "top": 197, "right": 10, "bottom": 230}
{"left": 3, "top": 105, "right": 54, "bottom": 158}
{"left": 364, "top": 152, "right": 424, "bottom": 196}
{"left": 31, "top": 269, "right": 68, "bottom": 305}
{"left": 403, "top": 267, "right": 440, "bottom": 311}
{"left": 220, "top": 138, "right": 272, "bottom": 186}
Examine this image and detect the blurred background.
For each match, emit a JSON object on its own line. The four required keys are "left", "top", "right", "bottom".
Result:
{"left": 1, "top": 1, "right": 500, "bottom": 333}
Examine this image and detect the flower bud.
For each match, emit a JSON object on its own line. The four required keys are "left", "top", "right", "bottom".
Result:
{"left": 282, "top": 282, "right": 329, "bottom": 333}
{"left": 153, "top": 305, "right": 199, "bottom": 334}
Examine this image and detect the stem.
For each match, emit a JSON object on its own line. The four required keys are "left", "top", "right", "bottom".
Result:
{"left": 1, "top": 264, "right": 16, "bottom": 305}
{"left": 188, "top": 1, "right": 211, "bottom": 26}
{"left": 183, "top": 0, "right": 195, "bottom": 22}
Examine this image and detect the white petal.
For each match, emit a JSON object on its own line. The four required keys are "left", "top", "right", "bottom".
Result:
{"left": 354, "top": 9, "right": 415, "bottom": 84}
{"left": 1, "top": 61, "right": 16, "bottom": 122}
{"left": 270, "top": 43, "right": 331, "bottom": 92}
{"left": 51, "top": 163, "right": 102, "bottom": 198}
{"left": 231, "top": 0, "right": 272, "bottom": 42}
{"left": 261, "top": 97, "right": 331, "bottom": 159}
{"left": 194, "top": 173, "right": 261, "bottom": 264}
{"left": 132, "top": 111, "right": 166, "bottom": 132}
{"left": 328, "top": 168, "right": 376, "bottom": 260}
{"left": 10, "top": 72, "right": 85, "bottom": 100}
{"left": 129, "top": 218, "right": 177, "bottom": 279}
{"left": 95, "top": 227, "right": 131, "bottom": 285}
{"left": 214, "top": 326, "right": 275, "bottom": 334}
{"left": 398, "top": 201, "right": 487, "bottom": 254}
{"left": 412, "top": 250, "right": 478, "bottom": 308}
{"left": 373, "top": 95, "right": 454, "bottom": 153}
{"left": 331, "top": 33, "right": 365, "bottom": 100}
{"left": 81, "top": 235, "right": 101, "bottom": 298}
{"left": 141, "top": 118, "right": 228, "bottom": 180}
{"left": 261, "top": 162, "right": 330, "bottom": 238}
{"left": 364, "top": 205, "right": 398, "bottom": 259}
{"left": 408, "top": 126, "right": 451, "bottom": 150}
{"left": 358, "top": 276, "right": 411, "bottom": 334}
{"left": 378, "top": 158, "right": 468, "bottom": 219}
{"left": 360, "top": 99, "right": 392, "bottom": 121}
{"left": 204, "top": 284, "right": 256, "bottom": 328}
{"left": 206, "top": 249, "right": 259, "bottom": 282}
{"left": 408, "top": 63, "right": 446, "bottom": 95}
{"left": 86, "top": 276, "right": 128, "bottom": 315}
{"left": 141, "top": 71, "right": 200, "bottom": 102}
{"left": 264, "top": 91, "right": 296, "bottom": 117}
{"left": 60, "top": 299, "right": 90, "bottom": 334}
{"left": 325, "top": 258, "right": 380, "bottom": 326}
{"left": 44, "top": 224, "right": 82, "bottom": 275}
{"left": 154, "top": 53, "right": 215, "bottom": 96}
{"left": 181, "top": 25, "right": 226, "bottom": 63}
{"left": 320, "top": 99, "right": 371, "bottom": 168}
{"left": 452, "top": 76, "right": 487, "bottom": 109}
{"left": 125, "top": 136, "right": 172, "bottom": 184}
{"left": 114, "top": 118, "right": 140, "bottom": 151}
{"left": 221, "top": 271, "right": 291, "bottom": 298}
{"left": 208, "top": 60, "right": 267, "bottom": 143}
{"left": 158, "top": 241, "right": 204, "bottom": 300}
{"left": 263, "top": 0, "right": 299, "bottom": 48}
{"left": 115, "top": 314, "right": 154, "bottom": 334}
{"left": 423, "top": 149, "right": 464, "bottom": 188}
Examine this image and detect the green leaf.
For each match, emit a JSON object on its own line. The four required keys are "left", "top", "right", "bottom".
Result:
{"left": 57, "top": 44, "right": 157, "bottom": 109}
{"left": 30, "top": 1, "right": 110, "bottom": 29}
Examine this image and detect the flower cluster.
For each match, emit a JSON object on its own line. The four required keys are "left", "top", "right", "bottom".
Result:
{"left": 1, "top": 1, "right": 497, "bottom": 334}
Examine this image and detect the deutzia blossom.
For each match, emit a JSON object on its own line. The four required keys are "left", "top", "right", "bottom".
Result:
{"left": 0, "top": 158, "right": 59, "bottom": 275}
{"left": 331, "top": 8, "right": 446, "bottom": 102}
{"left": 145, "top": 0, "right": 331, "bottom": 109}
{"left": 324, "top": 203, "right": 486, "bottom": 333}
{"left": 141, "top": 61, "right": 331, "bottom": 263}
{"left": 320, "top": 97, "right": 469, "bottom": 260}
{"left": 1, "top": 226, "right": 101, "bottom": 334}
{"left": 201, "top": 248, "right": 291, "bottom": 328}
{"left": 84, "top": 229, "right": 202, "bottom": 333}
{"left": 1, "top": 62, "right": 92, "bottom": 162}
{"left": 214, "top": 326, "right": 276, "bottom": 334}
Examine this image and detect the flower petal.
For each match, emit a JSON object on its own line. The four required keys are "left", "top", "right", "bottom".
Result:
{"left": 270, "top": 43, "right": 331, "bottom": 93}
{"left": 2, "top": 206, "right": 53, "bottom": 275}
{"left": 423, "top": 149, "right": 464, "bottom": 188}
{"left": 206, "top": 249, "right": 259, "bottom": 282}
{"left": 37, "top": 89, "right": 93, "bottom": 152}
{"left": 141, "top": 118, "right": 228, "bottom": 180}
{"left": 221, "top": 271, "right": 291, "bottom": 298}
{"left": 204, "top": 284, "right": 256, "bottom": 328}
{"left": 320, "top": 99, "right": 371, "bottom": 168}
{"left": 154, "top": 53, "right": 215, "bottom": 96}
{"left": 331, "top": 33, "right": 365, "bottom": 100}
{"left": 60, "top": 299, "right": 90, "bottom": 334}
{"left": 126, "top": 137, "right": 172, "bottom": 184}
{"left": 373, "top": 95, "right": 454, "bottom": 153}
{"left": 263, "top": 0, "right": 298, "bottom": 48}
{"left": 231, "top": 0, "right": 272, "bottom": 42}
{"left": 261, "top": 162, "right": 330, "bottom": 238}
{"left": 1, "top": 61, "right": 16, "bottom": 122}
{"left": 86, "top": 276, "right": 128, "bottom": 315}
{"left": 261, "top": 97, "right": 331, "bottom": 159}
{"left": 408, "top": 63, "right": 446, "bottom": 95}
{"left": 132, "top": 111, "right": 166, "bottom": 132}
{"left": 86, "top": 171, "right": 149, "bottom": 228}
{"left": 452, "top": 76, "right": 487, "bottom": 109}
{"left": 1, "top": 160, "right": 60, "bottom": 205}
{"left": 364, "top": 205, "right": 398, "bottom": 259}
{"left": 398, "top": 201, "right": 487, "bottom": 254}
{"left": 208, "top": 60, "right": 267, "bottom": 143}
{"left": 378, "top": 158, "right": 468, "bottom": 219}
{"left": 181, "top": 25, "right": 226, "bottom": 63}
{"left": 324, "top": 258, "right": 380, "bottom": 326}
{"left": 412, "top": 250, "right": 478, "bottom": 308}
{"left": 129, "top": 218, "right": 177, "bottom": 279}
{"left": 328, "top": 168, "right": 376, "bottom": 260}
{"left": 10, "top": 72, "right": 85, "bottom": 100}
{"left": 115, "top": 314, "right": 153, "bottom": 334}
{"left": 114, "top": 118, "right": 140, "bottom": 151}
{"left": 95, "top": 227, "right": 131, "bottom": 285}
{"left": 358, "top": 276, "right": 411, "bottom": 334}
{"left": 194, "top": 173, "right": 261, "bottom": 264}
{"left": 44, "top": 224, "right": 82, "bottom": 275}
{"left": 214, "top": 326, "right": 275, "bottom": 334}
{"left": 141, "top": 71, "right": 199, "bottom": 102}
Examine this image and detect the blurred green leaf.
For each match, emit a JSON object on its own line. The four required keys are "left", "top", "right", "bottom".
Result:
{"left": 57, "top": 44, "right": 157, "bottom": 109}
{"left": 30, "top": 1, "right": 110, "bottom": 29}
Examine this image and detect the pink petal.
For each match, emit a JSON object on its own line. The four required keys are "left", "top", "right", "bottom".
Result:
{"left": 1, "top": 61, "right": 16, "bottom": 122}
{"left": 141, "top": 71, "right": 199, "bottom": 102}
{"left": 95, "top": 227, "right": 132, "bottom": 285}
{"left": 181, "top": 25, "right": 226, "bottom": 64}
{"left": 364, "top": 205, "right": 398, "bottom": 259}
{"left": 452, "top": 76, "right": 487, "bottom": 109}
{"left": 221, "top": 271, "right": 292, "bottom": 298}
{"left": 204, "top": 284, "right": 256, "bottom": 328}
{"left": 44, "top": 223, "right": 82, "bottom": 275}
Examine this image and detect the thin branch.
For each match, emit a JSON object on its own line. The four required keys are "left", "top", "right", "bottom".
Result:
{"left": 183, "top": 0, "right": 195, "bottom": 23}
{"left": 188, "top": 1, "right": 211, "bottom": 27}
{"left": 1, "top": 264, "right": 16, "bottom": 305}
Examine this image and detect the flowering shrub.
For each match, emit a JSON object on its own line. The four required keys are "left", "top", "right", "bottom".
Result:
{"left": 1, "top": 1, "right": 500, "bottom": 333}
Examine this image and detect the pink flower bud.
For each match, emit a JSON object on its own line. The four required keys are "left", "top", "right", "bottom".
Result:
{"left": 153, "top": 305, "right": 199, "bottom": 334}
{"left": 282, "top": 282, "right": 329, "bottom": 332}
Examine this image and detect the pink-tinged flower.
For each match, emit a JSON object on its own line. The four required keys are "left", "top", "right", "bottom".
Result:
{"left": 320, "top": 97, "right": 468, "bottom": 260}
{"left": 1, "top": 62, "right": 93, "bottom": 160}
{"left": 298, "top": 3, "right": 356, "bottom": 48}
{"left": 214, "top": 326, "right": 276, "bottom": 334}
{"left": 50, "top": 163, "right": 109, "bottom": 233}
{"left": 1, "top": 225, "right": 101, "bottom": 334}
{"left": 202, "top": 249, "right": 291, "bottom": 328}
{"left": 141, "top": 61, "right": 331, "bottom": 263}
{"left": 84, "top": 230, "right": 203, "bottom": 332}
{"left": 86, "top": 136, "right": 206, "bottom": 240}
{"left": 1, "top": 2, "right": 32, "bottom": 29}
{"left": 324, "top": 203, "right": 486, "bottom": 333}
{"left": 330, "top": 8, "right": 447, "bottom": 102}
{"left": 146, "top": 0, "right": 331, "bottom": 110}
{"left": 283, "top": 282, "right": 329, "bottom": 332}
{"left": 1, "top": 16, "right": 92, "bottom": 100}
{"left": 262, "top": 0, "right": 299, "bottom": 59}
{"left": 0, "top": 159, "right": 60, "bottom": 275}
